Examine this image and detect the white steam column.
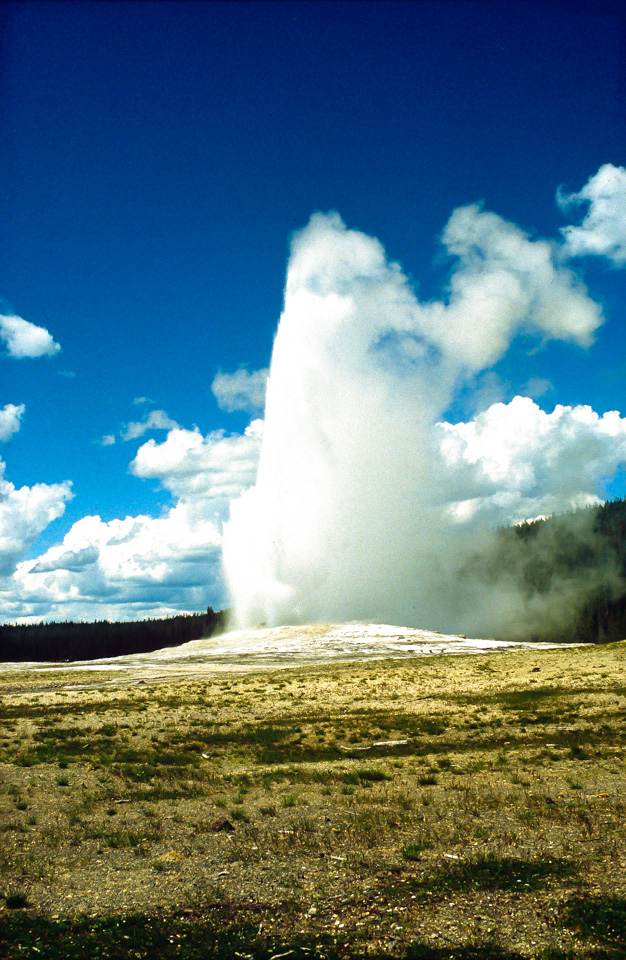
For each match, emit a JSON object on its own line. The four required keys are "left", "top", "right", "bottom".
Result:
{"left": 223, "top": 206, "right": 605, "bottom": 632}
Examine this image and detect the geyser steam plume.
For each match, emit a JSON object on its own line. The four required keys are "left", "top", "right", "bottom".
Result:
{"left": 223, "top": 204, "right": 610, "bottom": 634}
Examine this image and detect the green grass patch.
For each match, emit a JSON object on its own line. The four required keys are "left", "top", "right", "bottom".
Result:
{"left": 4, "top": 891, "right": 29, "bottom": 909}
{"left": 342, "top": 767, "right": 391, "bottom": 785}
{"left": 561, "top": 895, "right": 626, "bottom": 944}
{"left": 401, "top": 841, "right": 433, "bottom": 861}
{"left": 355, "top": 767, "right": 391, "bottom": 782}
{"left": 417, "top": 775, "right": 438, "bottom": 786}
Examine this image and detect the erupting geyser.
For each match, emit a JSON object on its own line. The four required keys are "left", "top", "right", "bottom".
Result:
{"left": 223, "top": 206, "right": 610, "bottom": 633}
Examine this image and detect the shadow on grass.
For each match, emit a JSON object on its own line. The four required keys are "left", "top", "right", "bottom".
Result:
{"left": 404, "top": 949, "right": 525, "bottom": 960}
{"left": 407, "top": 854, "right": 576, "bottom": 894}
{"left": 561, "top": 895, "right": 626, "bottom": 946}
{"left": 0, "top": 913, "right": 529, "bottom": 960}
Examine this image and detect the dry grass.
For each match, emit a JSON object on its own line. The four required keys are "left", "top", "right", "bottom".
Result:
{"left": 0, "top": 640, "right": 625, "bottom": 958}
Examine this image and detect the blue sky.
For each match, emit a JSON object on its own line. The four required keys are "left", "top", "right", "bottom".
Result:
{"left": 1, "top": 1, "right": 625, "bottom": 622}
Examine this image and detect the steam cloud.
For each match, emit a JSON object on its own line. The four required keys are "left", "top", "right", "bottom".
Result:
{"left": 223, "top": 169, "right": 625, "bottom": 635}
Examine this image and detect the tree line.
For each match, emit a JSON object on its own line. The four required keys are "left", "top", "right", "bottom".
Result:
{"left": 0, "top": 608, "right": 226, "bottom": 663}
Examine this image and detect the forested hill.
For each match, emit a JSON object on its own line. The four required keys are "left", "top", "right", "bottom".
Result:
{"left": 0, "top": 608, "right": 226, "bottom": 663}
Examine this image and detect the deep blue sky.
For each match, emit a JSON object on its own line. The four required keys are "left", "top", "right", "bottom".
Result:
{"left": 1, "top": 1, "right": 625, "bottom": 620}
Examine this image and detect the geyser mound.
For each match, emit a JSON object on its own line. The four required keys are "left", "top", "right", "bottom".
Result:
{"left": 2, "top": 623, "right": 574, "bottom": 681}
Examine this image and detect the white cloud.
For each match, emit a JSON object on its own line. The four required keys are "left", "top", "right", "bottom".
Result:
{"left": 558, "top": 164, "right": 626, "bottom": 265}
{"left": 212, "top": 368, "right": 269, "bottom": 413}
{"left": 459, "top": 371, "right": 508, "bottom": 417}
{"left": 100, "top": 434, "right": 116, "bottom": 446}
{"left": 438, "top": 396, "right": 626, "bottom": 524}
{"left": 420, "top": 203, "right": 603, "bottom": 371}
{"left": 3, "top": 421, "right": 263, "bottom": 621}
{"left": 280, "top": 206, "right": 602, "bottom": 387}
{"left": 7, "top": 506, "right": 224, "bottom": 622}
{"left": 0, "top": 313, "right": 61, "bottom": 358}
{"left": 133, "top": 396, "right": 154, "bottom": 405}
{"left": 121, "top": 409, "right": 180, "bottom": 441}
{"left": 0, "top": 458, "right": 73, "bottom": 577}
{"left": 32, "top": 544, "right": 99, "bottom": 574}
{"left": 130, "top": 420, "right": 263, "bottom": 503}
{"left": 0, "top": 404, "right": 25, "bottom": 442}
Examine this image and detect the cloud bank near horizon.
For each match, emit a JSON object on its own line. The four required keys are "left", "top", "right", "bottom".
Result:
{"left": 0, "top": 420, "right": 263, "bottom": 622}
{"left": 1, "top": 164, "right": 625, "bottom": 625}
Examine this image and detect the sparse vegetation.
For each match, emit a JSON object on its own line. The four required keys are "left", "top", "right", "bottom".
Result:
{"left": 4, "top": 891, "right": 29, "bottom": 910}
{"left": 0, "top": 641, "right": 624, "bottom": 958}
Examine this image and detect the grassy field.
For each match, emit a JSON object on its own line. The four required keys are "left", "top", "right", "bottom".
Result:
{"left": 0, "top": 641, "right": 625, "bottom": 959}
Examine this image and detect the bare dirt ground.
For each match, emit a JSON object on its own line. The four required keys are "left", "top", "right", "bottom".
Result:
{"left": 0, "top": 631, "right": 624, "bottom": 959}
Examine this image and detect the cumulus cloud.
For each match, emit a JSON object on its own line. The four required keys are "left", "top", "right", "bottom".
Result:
{"left": 121, "top": 409, "right": 180, "bottom": 441}
{"left": 420, "top": 203, "right": 603, "bottom": 371}
{"left": 212, "top": 368, "right": 269, "bottom": 413}
{"left": 0, "top": 404, "right": 25, "bottom": 442}
{"left": 6, "top": 505, "right": 223, "bottom": 622}
{"left": 0, "top": 313, "right": 61, "bottom": 358}
{"left": 130, "top": 420, "right": 263, "bottom": 504}
{"left": 279, "top": 205, "right": 602, "bottom": 391}
{"left": 100, "top": 434, "right": 116, "bottom": 447}
{"left": 4, "top": 420, "right": 263, "bottom": 621}
{"left": 31, "top": 545, "right": 99, "bottom": 574}
{"left": 438, "top": 397, "right": 626, "bottom": 525}
{"left": 0, "top": 459, "right": 73, "bottom": 577}
{"left": 558, "top": 164, "right": 626, "bottom": 265}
